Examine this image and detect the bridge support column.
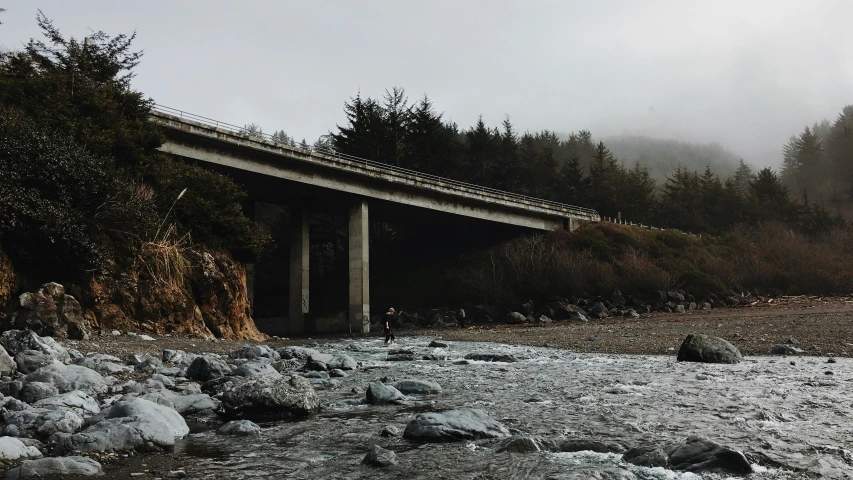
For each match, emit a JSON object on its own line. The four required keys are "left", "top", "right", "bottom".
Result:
{"left": 289, "top": 206, "right": 310, "bottom": 335}
{"left": 242, "top": 201, "right": 257, "bottom": 316}
{"left": 348, "top": 200, "right": 370, "bottom": 333}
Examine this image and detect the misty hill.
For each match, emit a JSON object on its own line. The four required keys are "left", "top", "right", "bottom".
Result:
{"left": 601, "top": 135, "right": 742, "bottom": 181}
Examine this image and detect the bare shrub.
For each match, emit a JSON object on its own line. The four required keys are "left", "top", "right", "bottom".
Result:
{"left": 614, "top": 248, "right": 672, "bottom": 292}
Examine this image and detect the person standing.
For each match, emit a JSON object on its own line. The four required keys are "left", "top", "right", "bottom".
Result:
{"left": 383, "top": 307, "right": 396, "bottom": 345}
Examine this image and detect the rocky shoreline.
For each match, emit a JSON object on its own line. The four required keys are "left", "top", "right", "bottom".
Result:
{"left": 0, "top": 317, "right": 848, "bottom": 478}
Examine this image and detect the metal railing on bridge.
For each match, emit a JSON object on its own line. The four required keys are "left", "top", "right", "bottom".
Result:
{"left": 151, "top": 104, "right": 600, "bottom": 218}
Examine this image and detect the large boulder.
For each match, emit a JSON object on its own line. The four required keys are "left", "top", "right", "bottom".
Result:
{"left": 220, "top": 375, "right": 320, "bottom": 417}
{"left": 546, "top": 301, "right": 588, "bottom": 321}
{"left": 24, "top": 364, "right": 107, "bottom": 395}
{"left": 506, "top": 312, "right": 527, "bottom": 324}
{"left": 8, "top": 284, "right": 88, "bottom": 340}
{"left": 232, "top": 361, "right": 280, "bottom": 378}
{"left": 677, "top": 334, "right": 743, "bottom": 364}
{"left": 33, "top": 391, "right": 100, "bottom": 417}
{"left": 138, "top": 391, "right": 220, "bottom": 416}
{"left": 233, "top": 345, "right": 280, "bottom": 361}
{"left": 403, "top": 408, "right": 510, "bottom": 442}
{"left": 14, "top": 351, "right": 55, "bottom": 375}
{"left": 53, "top": 398, "right": 188, "bottom": 454}
{"left": 365, "top": 382, "right": 405, "bottom": 405}
{"left": 0, "top": 436, "right": 42, "bottom": 463}
{"left": 3, "top": 408, "right": 83, "bottom": 440}
{"left": 667, "top": 436, "right": 752, "bottom": 474}
{"left": 186, "top": 355, "right": 232, "bottom": 382}
{"left": 5, "top": 456, "right": 102, "bottom": 478}
{"left": 362, "top": 444, "right": 398, "bottom": 467}
{"left": 0, "top": 330, "right": 69, "bottom": 364}
{"left": 393, "top": 379, "right": 442, "bottom": 395}
{"left": 327, "top": 355, "right": 357, "bottom": 371}
{"left": 588, "top": 302, "right": 610, "bottom": 319}
{"left": 162, "top": 350, "right": 198, "bottom": 366}
{"left": 20, "top": 382, "right": 59, "bottom": 404}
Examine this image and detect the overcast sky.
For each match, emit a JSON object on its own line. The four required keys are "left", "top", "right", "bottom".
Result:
{"left": 2, "top": 1, "right": 852, "bottom": 167}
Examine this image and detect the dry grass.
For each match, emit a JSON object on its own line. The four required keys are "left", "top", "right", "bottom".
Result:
{"left": 138, "top": 223, "right": 192, "bottom": 289}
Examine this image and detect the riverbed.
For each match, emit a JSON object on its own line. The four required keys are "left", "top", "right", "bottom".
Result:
{"left": 168, "top": 336, "right": 851, "bottom": 479}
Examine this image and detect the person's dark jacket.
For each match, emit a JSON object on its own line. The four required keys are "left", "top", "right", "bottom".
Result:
{"left": 382, "top": 313, "right": 395, "bottom": 331}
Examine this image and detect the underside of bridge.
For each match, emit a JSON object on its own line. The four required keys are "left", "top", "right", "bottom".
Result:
{"left": 170, "top": 157, "right": 532, "bottom": 337}
{"left": 154, "top": 114, "right": 596, "bottom": 337}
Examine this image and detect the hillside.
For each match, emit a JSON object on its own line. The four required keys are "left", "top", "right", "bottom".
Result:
{"left": 602, "top": 135, "right": 742, "bottom": 181}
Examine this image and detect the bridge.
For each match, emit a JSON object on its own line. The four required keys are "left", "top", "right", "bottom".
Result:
{"left": 150, "top": 105, "right": 600, "bottom": 335}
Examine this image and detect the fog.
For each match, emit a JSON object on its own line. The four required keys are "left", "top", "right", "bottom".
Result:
{"left": 2, "top": 0, "right": 851, "bottom": 167}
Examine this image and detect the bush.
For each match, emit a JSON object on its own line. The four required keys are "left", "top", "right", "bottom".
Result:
{"left": 451, "top": 221, "right": 853, "bottom": 307}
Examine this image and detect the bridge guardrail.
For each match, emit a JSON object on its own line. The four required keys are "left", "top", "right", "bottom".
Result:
{"left": 151, "top": 104, "right": 600, "bottom": 218}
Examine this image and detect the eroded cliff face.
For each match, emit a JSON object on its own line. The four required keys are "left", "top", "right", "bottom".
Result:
{"left": 88, "top": 248, "right": 264, "bottom": 341}
{"left": 1, "top": 247, "right": 264, "bottom": 341}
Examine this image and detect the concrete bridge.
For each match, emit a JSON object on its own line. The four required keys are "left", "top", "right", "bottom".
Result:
{"left": 150, "top": 105, "right": 600, "bottom": 335}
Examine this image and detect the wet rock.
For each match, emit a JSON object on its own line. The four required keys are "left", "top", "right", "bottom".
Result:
{"left": 365, "top": 382, "right": 405, "bottom": 405}
{"left": 770, "top": 344, "right": 804, "bottom": 355}
{"left": 24, "top": 364, "right": 107, "bottom": 395}
{"left": 220, "top": 375, "right": 320, "bottom": 417}
{"left": 33, "top": 390, "right": 99, "bottom": 416}
{"left": 428, "top": 340, "right": 448, "bottom": 348}
{"left": 5, "top": 456, "right": 102, "bottom": 478}
{"left": 166, "top": 471, "right": 187, "bottom": 479}
{"left": 217, "top": 420, "right": 260, "bottom": 436}
{"left": 186, "top": 355, "right": 232, "bottom": 382}
{"left": 393, "top": 379, "right": 442, "bottom": 395}
{"left": 827, "top": 358, "right": 837, "bottom": 364}
{"left": 329, "top": 369, "right": 347, "bottom": 378}
{"left": 0, "top": 436, "right": 42, "bottom": 463}
{"left": 403, "top": 408, "right": 510, "bottom": 442}
{"left": 20, "top": 382, "right": 59, "bottom": 404}
{"left": 676, "top": 334, "right": 742, "bottom": 364}
{"left": 667, "top": 436, "right": 752, "bottom": 474}
{"left": 386, "top": 354, "right": 415, "bottom": 362}
{"left": 302, "top": 371, "right": 329, "bottom": 379}
{"left": 3, "top": 408, "right": 83, "bottom": 440}
{"left": 557, "top": 439, "right": 626, "bottom": 454}
{"left": 327, "top": 355, "right": 357, "bottom": 371}
{"left": 464, "top": 353, "right": 518, "bottom": 363}
{"left": 362, "top": 444, "right": 398, "bottom": 467}
{"left": 14, "top": 351, "right": 54, "bottom": 375}
{"left": 380, "top": 425, "right": 400, "bottom": 437}
{"left": 233, "top": 345, "right": 280, "bottom": 361}
{"left": 422, "top": 354, "right": 447, "bottom": 361}
{"left": 623, "top": 446, "right": 669, "bottom": 468}
{"left": 53, "top": 398, "right": 188, "bottom": 454}
{"left": 496, "top": 436, "right": 554, "bottom": 453}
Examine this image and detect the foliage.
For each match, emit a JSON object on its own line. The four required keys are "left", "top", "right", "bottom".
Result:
{"left": 0, "top": 12, "right": 268, "bottom": 285}
{"left": 453, "top": 222, "right": 853, "bottom": 308}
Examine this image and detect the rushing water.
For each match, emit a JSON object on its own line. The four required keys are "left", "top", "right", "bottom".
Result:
{"left": 176, "top": 336, "right": 853, "bottom": 479}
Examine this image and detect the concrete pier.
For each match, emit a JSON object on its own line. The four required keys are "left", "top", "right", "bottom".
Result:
{"left": 348, "top": 200, "right": 370, "bottom": 333}
{"left": 289, "top": 206, "right": 310, "bottom": 335}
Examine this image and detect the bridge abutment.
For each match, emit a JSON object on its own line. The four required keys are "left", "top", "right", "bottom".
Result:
{"left": 348, "top": 200, "right": 370, "bottom": 333}
{"left": 289, "top": 205, "right": 311, "bottom": 334}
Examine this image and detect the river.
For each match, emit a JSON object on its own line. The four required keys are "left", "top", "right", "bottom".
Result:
{"left": 175, "top": 336, "right": 852, "bottom": 479}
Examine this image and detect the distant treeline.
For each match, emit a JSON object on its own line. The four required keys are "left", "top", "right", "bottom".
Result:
{"left": 274, "top": 87, "right": 845, "bottom": 236}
